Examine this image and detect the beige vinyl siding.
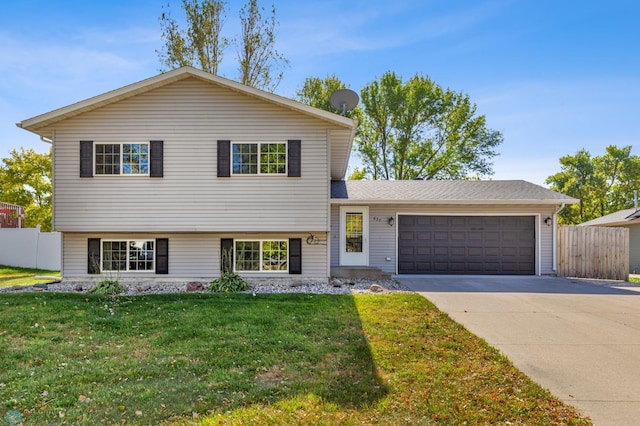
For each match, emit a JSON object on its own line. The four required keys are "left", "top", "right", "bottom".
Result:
{"left": 63, "top": 232, "right": 328, "bottom": 279}
{"left": 331, "top": 204, "right": 558, "bottom": 275}
{"left": 51, "top": 77, "right": 335, "bottom": 232}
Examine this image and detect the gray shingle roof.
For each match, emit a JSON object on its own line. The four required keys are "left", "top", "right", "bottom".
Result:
{"left": 331, "top": 180, "right": 578, "bottom": 204}
{"left": 580, "top": 208, "right": 640, "bottom": 226}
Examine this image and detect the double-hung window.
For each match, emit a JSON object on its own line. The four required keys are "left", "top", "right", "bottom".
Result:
{"left": 234, "top": 240, "right": 288, "bottom": 272}
{"left": 102, "top": 240, "right": 154, "bottom": 272}
{"left": 232, "top": 142, "right": 286, "bottom": 175}
{"left": 95, "top": 143, "right": 149, "bottom": 175}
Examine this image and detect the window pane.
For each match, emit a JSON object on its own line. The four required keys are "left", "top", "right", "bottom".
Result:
{"left": 262, "top": 240, "right": 288, "bottom": 271}
{"left": 122, "top": 144, "right": 149, "bottom": 175}
{"left": 235, "top": 241, "right": 260, "bottom": 271}
{"left": 102, "top": 241, "right": 127, "bottom": 271}
{"left": 259, "top": 143, "right": 286, "bottom": 174}
{"left": 232, "top": 144, "right": 258, "bottom": 174}
{"left": 95, "top": 144, "right": 120, "bottom": 175}
{"left": 345, "top": 213, "right": 363, "bottom": 253}
{"left": 128, "top": 240, "right": 154, "bottom": 271}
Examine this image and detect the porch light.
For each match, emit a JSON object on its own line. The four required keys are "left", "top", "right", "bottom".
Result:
{"left": 388, "top": 217, "right": 395, "bottom": 226}
{"left": 544, "top": 216, "right": 552, "bottom": 226}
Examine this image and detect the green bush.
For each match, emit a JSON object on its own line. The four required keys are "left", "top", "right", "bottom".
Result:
{"left": 90, "top": 280, "right": 125, "bottom": 295}
{"left": 208, "top": 272, "right": 250, "bottom": 293}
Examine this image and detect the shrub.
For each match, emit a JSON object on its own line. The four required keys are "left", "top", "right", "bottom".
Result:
{"left": 208, "top": 272, "right": 250, "bottom": 293}
{"left": 90, "top": 280, "right": 125, "bottom": 295}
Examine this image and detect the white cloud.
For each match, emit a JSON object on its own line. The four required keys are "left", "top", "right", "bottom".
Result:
{"left": 277, "top": 0, "right": 508, "bottom": 59}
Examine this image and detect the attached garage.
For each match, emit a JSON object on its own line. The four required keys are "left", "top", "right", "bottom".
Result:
{"left": 398, "top": 215, "right": 536, "bottom": 275}
{"left": 331, "top": 180, "right": 580, "bottom": 278}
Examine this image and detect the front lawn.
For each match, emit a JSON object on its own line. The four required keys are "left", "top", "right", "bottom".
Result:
{"left": 0, "top": 265, "right": 60, "bottom": 288}
{"left": 0, "top": 292, "right": 590, "bottom": 425}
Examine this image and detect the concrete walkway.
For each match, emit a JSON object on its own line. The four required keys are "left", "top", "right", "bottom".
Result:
{"left": 397, "top": 275, "right": 640, "bottom": 426}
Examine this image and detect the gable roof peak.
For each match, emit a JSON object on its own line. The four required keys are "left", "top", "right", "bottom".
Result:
{"left": 17, "top": 66, "right": 357, "bottom": 138}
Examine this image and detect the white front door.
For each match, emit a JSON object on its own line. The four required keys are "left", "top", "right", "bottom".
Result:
{"left": 340, "top": 206, "right": 369, "bottom": 266}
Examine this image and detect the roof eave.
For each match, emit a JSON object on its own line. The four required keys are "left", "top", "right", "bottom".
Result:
{"left": 330, "top": 198, "right": 579, "bottom": 205}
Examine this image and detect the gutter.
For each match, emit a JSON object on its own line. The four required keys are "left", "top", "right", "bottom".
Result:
{"left": 330, "top": 198, "right": 575, "bottom": 205}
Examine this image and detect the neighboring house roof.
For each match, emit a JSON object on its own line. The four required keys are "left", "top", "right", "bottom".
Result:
{"left": 331, "top": 180, "right": 579, "bottom": 205}
{"left": 16, "top": 66, "right": 358, "bottom": 180}
{"left": 580, "top": 208, "right": 640, "bottom": 227}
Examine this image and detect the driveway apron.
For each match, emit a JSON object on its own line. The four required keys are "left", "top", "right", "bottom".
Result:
{"left": 397, "top": 275, "right": 640, "bottom": 426}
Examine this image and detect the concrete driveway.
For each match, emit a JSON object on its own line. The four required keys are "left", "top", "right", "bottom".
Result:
{"left": 397, "top": 275, "right": 640, "bottom": 426}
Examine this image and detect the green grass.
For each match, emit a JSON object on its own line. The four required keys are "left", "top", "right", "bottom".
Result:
{"left": 0, "top": 292, "right": 590, "bottom": 425}
{"left": 0, "top": 265, "right": 60, "bottom": 288}
{"left": 629, "top": 276, "right": 640, "bottom": 283}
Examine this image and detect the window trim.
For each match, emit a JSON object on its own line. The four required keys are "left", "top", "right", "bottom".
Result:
{"left": 100, "top": 239, "right": 155, "bottom": 273}
{"left": 231, "top": 142, "right": 288, "bottom": 176}
{"left": 234, "top": 239, "right": 289, "bottom": 273}
{"left": 94, "top": 142, "right": 150, "bottom": 176}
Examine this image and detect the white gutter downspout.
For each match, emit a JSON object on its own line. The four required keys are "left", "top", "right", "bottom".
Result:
{"left": 40, "top": 135, "right": 53, "bottom": 144}
{"left": 552, "top": 203, "right": 566, "bottom": 273}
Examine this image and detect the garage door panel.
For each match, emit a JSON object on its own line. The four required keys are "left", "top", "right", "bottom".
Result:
{"left": 417, "top": 247, "right": 432, "bottom": 256}
{"left": 433, "top": 217, "right": 449, "bottom": 226}
{"left": 451, "top": 231, "right": 466, "bottom": 241}
{"left": 434, "top": 231, "right": 448, "bottom": 241}
{"left": 485, "top": 232, "right": 500, "bottom": 241}
{"left": 399, "top": 231, "right": 415, "bottom": 241}
{"left": 398, "top": 215, "right": 535, "bottom": 275}
{"left": 502, "top": 247, "right": 517, "bottom": 256}
{"left": 468, "top": 231, "right": 483, "bottom": 241}
{"left": 450, "top": 247, "right": 465, "bottom": 256}
{"left": 502, "top": 231, "right": 518, "bottom": 242}
{"left": 484, "top": 247, "right": 500, "bottom": 256}
{"left": 434, "top": 247, "right": 450, "bottom": 256}
{"left": 399, "top": 246, "right": 415, "bottom": 256}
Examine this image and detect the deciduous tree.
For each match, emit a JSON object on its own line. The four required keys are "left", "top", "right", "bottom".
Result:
{"left": 158, "top": 0, "right": 229, "bottom": 74}
{"left": 296, "top": 72, "right": 503, "bottom": 180}
{"left": 546, "top": 145, "right": 640, "bottom": 224}
{"left": 0, "top": 148, "right": 52, "bottom": 231}
{"left": 237, "top": 0, "right": 288, "bottom": 91}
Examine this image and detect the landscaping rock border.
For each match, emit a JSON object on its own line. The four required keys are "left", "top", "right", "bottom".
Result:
{"left": 1, "top": 278, "right": 412, "bottom": 295}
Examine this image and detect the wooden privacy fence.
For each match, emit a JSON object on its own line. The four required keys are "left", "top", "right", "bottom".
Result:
{"left": 558, "top": 225, "right": 629, "bottom": 281}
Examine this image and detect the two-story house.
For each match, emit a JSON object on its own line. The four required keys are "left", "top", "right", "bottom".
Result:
{"left": 18, "top": 67, "right": 577, "bottom": 285}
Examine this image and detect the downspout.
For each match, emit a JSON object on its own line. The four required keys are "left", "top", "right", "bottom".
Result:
{"left": 40, "top": 135, "right": 53, "bottom": 144}
{"left": 552, "top": 203, "right": 566, "bottom": 273}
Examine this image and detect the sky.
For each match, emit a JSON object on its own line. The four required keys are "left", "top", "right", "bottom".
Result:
{"left": 1, "top": 0, "right": 639, "bottom": 186}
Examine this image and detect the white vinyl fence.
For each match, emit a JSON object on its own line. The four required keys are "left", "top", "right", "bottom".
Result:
{"left": 0, "top": 227, "right": 61, "bottom": 270}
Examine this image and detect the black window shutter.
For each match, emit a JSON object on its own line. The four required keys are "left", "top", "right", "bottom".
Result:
{"left": 150, "top": 140, "right": 164, "bottom": 178}
{"left": 220, "top": 238, "right": 234, "bottom": 273}
{"left": 88, "top": 238, "right": 100, "bottom": 274}
{"left": 289, "top": 238, "right": 302, "bottom": 274}
{"left": 217, "top": 140, "right": 231, "bottom": 177}
{"left": 80, "top": 141, "right": 93, "bottom": 178}
{"left": 156, "top": 238, "right": 169, "bottom": 274}
{"left": 288, "top": 140, "right": 301, "bottom": 177}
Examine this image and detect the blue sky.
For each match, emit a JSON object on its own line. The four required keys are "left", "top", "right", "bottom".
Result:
{"left": 1, "top": 0, "right": 639, "bottom": 186}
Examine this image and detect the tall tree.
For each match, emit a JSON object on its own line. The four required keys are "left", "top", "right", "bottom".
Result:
{"left": 0, "top": 148, "right": 52, "bottom": 231}
{"left": 237, "top": 0, "right": 289, "bottom": 91}
{"left": 296, "top": 75, "right": 365, "bottom": 181}
{"left": 296, "top": 72, "right": 502, "bottom": 180}
{"left": 296, "top": 75, "right": 351, "bottom": 114}
{"left": 158, "top": 0, "right": 229, "bottom": 74}
{"left": 546, "top": 145, "right": 640, "bottom": 224}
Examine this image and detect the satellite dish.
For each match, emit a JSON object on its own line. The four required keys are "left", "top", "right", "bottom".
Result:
{"left": 329, "top": 89, "right": 359, "bottom": 116}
